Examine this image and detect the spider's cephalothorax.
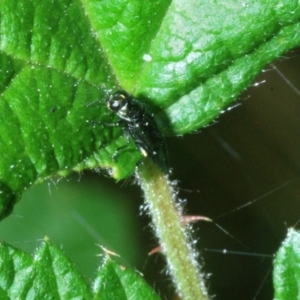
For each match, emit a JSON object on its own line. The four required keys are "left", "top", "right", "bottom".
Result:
{"left": 107, "top": 91, "right": 168, "bottom": 174}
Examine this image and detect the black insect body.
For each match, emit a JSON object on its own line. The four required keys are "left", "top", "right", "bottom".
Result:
{"left": 106, "top": 91, "right": 168, "bottom": 174}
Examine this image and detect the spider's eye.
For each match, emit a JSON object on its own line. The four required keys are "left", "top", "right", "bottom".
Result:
{"left": 107, "top": 91, "right": 128, "bottom": 112}
{"left": 109, "top": 99, "right": 122, "bottom": 111}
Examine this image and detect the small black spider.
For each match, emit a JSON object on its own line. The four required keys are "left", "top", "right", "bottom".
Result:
{"left": 106, "top": 90, "right": 168, "bottom": 174}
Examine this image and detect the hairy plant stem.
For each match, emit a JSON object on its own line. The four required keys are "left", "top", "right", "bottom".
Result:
{"left": 136, "top": 159, "right": 209, "bottom": 300}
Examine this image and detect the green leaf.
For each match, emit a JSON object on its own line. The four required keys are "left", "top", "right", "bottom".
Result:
{"left": 0, "top": 239, "right": 33, "bottom": 299}
{"left": 0, "top": 239, "right": 92, "bottom": 299}
{"left": 94, "top": 254, "right": 161, "bottom": 300}
{"left": 0, "top": 239, "right": 160, "bottom": 299}
{"left": 1, "top": 0, "right": 300, "bottom": 219}
{"left": 33, "top": 239, "right": 92, "bottom": 299}
{"left": 273, "top": 229, "right": 300, "bottom": 300}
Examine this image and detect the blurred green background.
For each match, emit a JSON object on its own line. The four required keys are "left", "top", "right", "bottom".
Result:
{"left": 0, "top": 47, "right": 300, "bottom": 300}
